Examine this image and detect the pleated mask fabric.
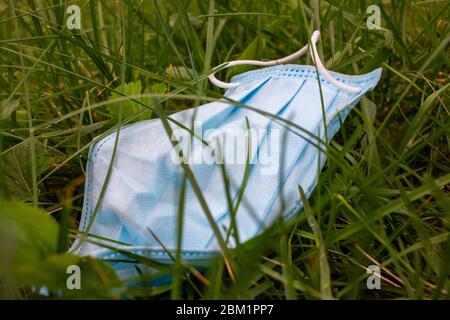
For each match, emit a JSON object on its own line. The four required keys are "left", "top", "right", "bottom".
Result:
{"left": 70, "top": 31, "right": 382, "bottom": 279}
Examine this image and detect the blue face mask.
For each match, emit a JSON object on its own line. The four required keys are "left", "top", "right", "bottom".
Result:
{"left": 70, "top": 31, "right": 382, "bottom": 279}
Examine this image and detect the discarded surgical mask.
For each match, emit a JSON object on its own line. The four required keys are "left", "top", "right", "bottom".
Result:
{"left": 70, "top": 30, "right": 382, "bottom": 278}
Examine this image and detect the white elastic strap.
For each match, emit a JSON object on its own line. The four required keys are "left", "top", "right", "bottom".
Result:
{"left": 208, "top": 30, "right": 360, "bottom": 93}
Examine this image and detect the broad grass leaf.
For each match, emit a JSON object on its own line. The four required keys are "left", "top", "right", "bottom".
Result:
{"left": 0, "top": 200, "right": 123, "bottom": 298}
{"left": 0, "top": 98, "right": 20, "bottom": 120}
{"left": 20, "top": 254, "right": 124, "bottom": 299}
{"left": 227, "top": 38, "right": 261, "bottom": 78}
{"left": 0, "top": 200, "right": 59, "bottom": 265}
{"left": 165, "top": 66, "right": 193, "bottom": 80}
{"left": 107, "top": 81, "right": 152, "bottom": 122}
{"left": 151, "top": 82, "right": 167, "bottom": 94}
{"left": 1, "top": 139, "right": 53, "bottom": 201}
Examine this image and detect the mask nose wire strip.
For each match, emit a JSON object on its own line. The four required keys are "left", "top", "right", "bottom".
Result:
{"left": 208, "top": 30, "right": 361, "bottom": 93}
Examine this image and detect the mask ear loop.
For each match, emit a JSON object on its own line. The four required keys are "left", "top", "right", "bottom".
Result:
{"left": 208, "top": 30, "right": 361, "bottom": 93}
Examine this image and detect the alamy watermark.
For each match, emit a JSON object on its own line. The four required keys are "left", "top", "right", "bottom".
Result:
{"left": 171, "top": 121, "right": 280, "bottom": 176}
{"left": 366, "top": 5, "right": 381, "bottom": 30}
{"left": 366, "top": 265, "right": 381, "bottom": 290}
{"left": 66, "top": 264, "right": 81, "bottom": 290}
{"left": 66, "top": 5, "right": 81, "bottom": 30}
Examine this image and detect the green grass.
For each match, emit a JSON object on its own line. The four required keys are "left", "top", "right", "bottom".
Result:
{"left": 0, "top": 0, "right": 449, "bottom": 299}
